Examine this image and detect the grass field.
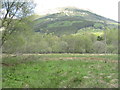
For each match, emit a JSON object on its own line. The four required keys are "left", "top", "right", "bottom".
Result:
{"left": 2, "top": 54, "right": 118, "bottom": 88}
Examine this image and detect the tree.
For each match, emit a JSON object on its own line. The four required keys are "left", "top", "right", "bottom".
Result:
{"left": 2, "top": 32, "right": 25, "bottom": 54}
{"left": 93, "top": 41, "right": 105, "bottom": 53}
{"left": 0, "top": 0, "right": 35, "bottom": 46}
{"left": 61, "top": 35, "right": 75, "bottom": 53}
{"left": 59, "top": 41, "right": 68, "bottom": 53}
{"left": 102, "top": 28, "right": 118, "bottom": 54}
{"left": 2, "top": 17, "right": 35, "bottom": 54}
{"left": 97, "top": 36, "right": 103, "bottom": 41}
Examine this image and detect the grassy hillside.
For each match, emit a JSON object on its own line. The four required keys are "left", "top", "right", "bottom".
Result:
{"left": 33, "top": 7, "right": 117, "bottom": 36}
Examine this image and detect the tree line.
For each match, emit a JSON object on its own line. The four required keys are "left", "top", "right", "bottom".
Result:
{"left": 2, "top": 24, "right": 118, "bottom": 54}
{"left": 1, "top": 0, "right": 118, "bottom": 54}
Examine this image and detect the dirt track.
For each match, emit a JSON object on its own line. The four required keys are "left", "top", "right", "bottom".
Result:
{"left": 1, "top": 53, "right": 118, "bottom": 56}
{"left": 1, "top": 54, "right": 118, "bottom": 67}
{"left": 40, "top": 57, "right": 118, "bottom": 63}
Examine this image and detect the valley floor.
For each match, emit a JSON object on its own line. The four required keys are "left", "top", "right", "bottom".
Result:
{"left": 2, "top": 54, "right": 118, "bottom": 88}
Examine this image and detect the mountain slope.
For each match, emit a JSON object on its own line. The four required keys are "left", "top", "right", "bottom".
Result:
{"left": 34, "top": 7, "right": 117, "bottom": 35}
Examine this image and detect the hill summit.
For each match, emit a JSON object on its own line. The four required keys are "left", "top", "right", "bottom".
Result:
{"left": 34, "top": 7, "right": 117, "bottom": 35}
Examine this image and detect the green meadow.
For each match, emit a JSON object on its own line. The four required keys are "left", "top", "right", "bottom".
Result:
{"left": 2, "top": 54, "right": 118, "bottom": 88}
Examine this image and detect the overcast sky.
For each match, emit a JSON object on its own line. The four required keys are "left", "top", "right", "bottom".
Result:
{"left": 34, "top": 0, "right": 119, "bottom": 21}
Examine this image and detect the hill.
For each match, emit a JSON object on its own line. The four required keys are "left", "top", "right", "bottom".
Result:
{"left": 33, "top": 7, "right": 117, "bottom": 36}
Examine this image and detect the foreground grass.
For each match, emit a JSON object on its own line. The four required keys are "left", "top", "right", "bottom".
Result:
{"left": 2, "top": 54, "right": 118, "bottom": 88}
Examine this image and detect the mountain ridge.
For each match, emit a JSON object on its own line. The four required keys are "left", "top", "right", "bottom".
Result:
{"left": 33, "top": 7, "right": 118, "bottom": 35}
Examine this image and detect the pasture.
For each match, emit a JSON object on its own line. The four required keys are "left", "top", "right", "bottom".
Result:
{"left": 2, "top": 54, "right": 118, "bottom": 88}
